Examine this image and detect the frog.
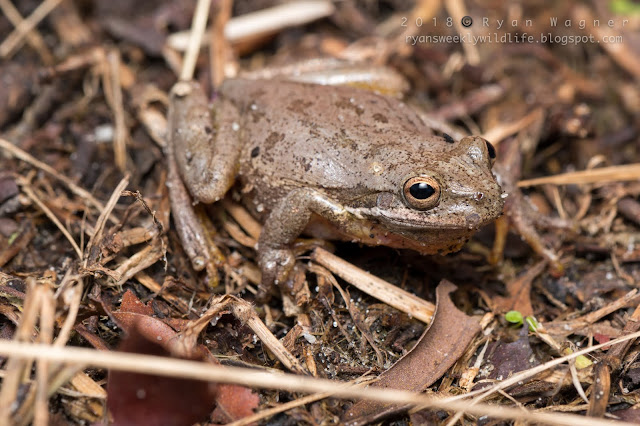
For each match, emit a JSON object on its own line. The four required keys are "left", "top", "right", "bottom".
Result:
{"left": 167, "top": 76, "right": 504, "bottom": 293}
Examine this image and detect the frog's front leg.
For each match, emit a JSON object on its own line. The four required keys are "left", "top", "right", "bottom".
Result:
{"left": 258, "top": 188, "right": 349, "bottom": 294}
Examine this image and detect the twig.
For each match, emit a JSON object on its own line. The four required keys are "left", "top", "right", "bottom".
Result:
{"left": 34, "top": 282, "right": 55, "bottom": 426}
{"left": 103, "top": 49, "right": 128, "bottom": 173}
{"left": 0, "top": 278, "right": 41, "bottom": 424}
{"left": 0, "top": 0, "right": 63, "bottom": 58}
{"left": 167, "top": 1, "right": 335, "bottom": 52}
{"left": 19, "top": 177, "right": 83, "bottom": 259}
{"left": 222, "top": 199, "right": 261, "bottom": 240}
{"left": 180, "top": 0, "right": 212, "bottom": 81}
{"left": 444, "top": 0, "right": 479, "bottom": 65}
{"left": 84, "top": 175, "right": 129, "bottom": 266}
{"left": 53, "top": 274, "right": 83, "bottom": 347}
{"left": 0, "top": 0, "right": 53, "bottom": 64}
{"left": 209, "top": 0, "right": 231, "bottom": 88}
{"left": 481, "top": 109, "right": 544, "bottom": 145}
{"left": 113, "top": 240, "right": 165, "bottom": 286}
{"left": 518, "top": 164, "right": 640, "bottom": 187}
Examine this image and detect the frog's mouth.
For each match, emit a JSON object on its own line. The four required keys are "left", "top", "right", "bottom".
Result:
{"left": 372, "top": 205, "right": 500, "bottom": 231}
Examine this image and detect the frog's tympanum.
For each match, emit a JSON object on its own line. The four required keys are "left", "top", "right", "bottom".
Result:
{"left": 169, "top": 79, "right": 504, "bottom": 289}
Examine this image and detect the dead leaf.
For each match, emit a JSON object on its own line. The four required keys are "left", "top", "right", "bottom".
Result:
{"left": 106, "top": 290, "right": 259, "bottom": 423}
{"left": 342, "top": 280, "right": 480, "bottom": 425}
{"left": 491, "top": 260, "right": 546, "bottom": 316}
{"left": 107, "top": 326, "right": 218, "bottom": 426}
{"left": 210, "top": 384, "right": 260, "bottom": 424}
{"left": 120, "top": 289, "right": 154, "bottom": 315}
{"left": 481, "top": 328, "right": 540, "bottom": 384}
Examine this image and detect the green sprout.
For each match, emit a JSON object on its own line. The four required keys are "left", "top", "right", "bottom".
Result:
{"left": 563, "top": 347, "right": 594, "bottom": 369}
{"left": 505, "top": 311, "right": 540, "bottom": 332}
{"left": 524, "top": 316, "right": 540, "bottom": 332}
{"left": 505, "top": 310, "right": 523, "bottom": 325}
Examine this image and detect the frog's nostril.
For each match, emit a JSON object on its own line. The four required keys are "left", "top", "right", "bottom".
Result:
{"left": 465, "top": 212, "right": 482, "bottom": 229}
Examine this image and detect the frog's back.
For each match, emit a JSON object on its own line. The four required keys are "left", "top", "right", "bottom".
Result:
{"left": 220, "top": 79, "right": 451, "bottom": 207}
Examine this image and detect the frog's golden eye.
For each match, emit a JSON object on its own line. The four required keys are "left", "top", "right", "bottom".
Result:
{"left": 403, "top": 176, "right": 441, "bottom": 210}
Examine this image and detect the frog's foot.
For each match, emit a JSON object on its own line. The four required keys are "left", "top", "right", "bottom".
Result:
{"left": 257, "top": 246, "right": 296, "bottom": 300}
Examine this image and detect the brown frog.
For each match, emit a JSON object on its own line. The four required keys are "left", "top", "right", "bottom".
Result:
{"left": 168, "top": 78, "right": 504, "bottom": 290}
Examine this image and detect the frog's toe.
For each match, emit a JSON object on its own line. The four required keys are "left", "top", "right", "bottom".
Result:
{"left": 258, "top": 248, "right": 296, "bottom": 296}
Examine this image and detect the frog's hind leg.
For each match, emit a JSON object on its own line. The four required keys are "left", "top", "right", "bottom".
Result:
{"left": 166, "top": 81, "right": 241, "bottom": 273}
{"left": 168, "top": 81, "right": 242, "bottom": 203}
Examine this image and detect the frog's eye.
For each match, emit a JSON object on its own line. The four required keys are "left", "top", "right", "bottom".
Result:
{"left": 403, "top": 176, "right": 441, "bottom": 210}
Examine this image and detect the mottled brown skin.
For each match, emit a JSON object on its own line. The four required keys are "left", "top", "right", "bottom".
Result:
{"left": 170, "top": 79, "right": 504, "bottom": 289}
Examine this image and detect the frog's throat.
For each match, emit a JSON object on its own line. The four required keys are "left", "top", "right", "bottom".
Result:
{"left": 346, "top": 206, "right": 496, "bottom": 231}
